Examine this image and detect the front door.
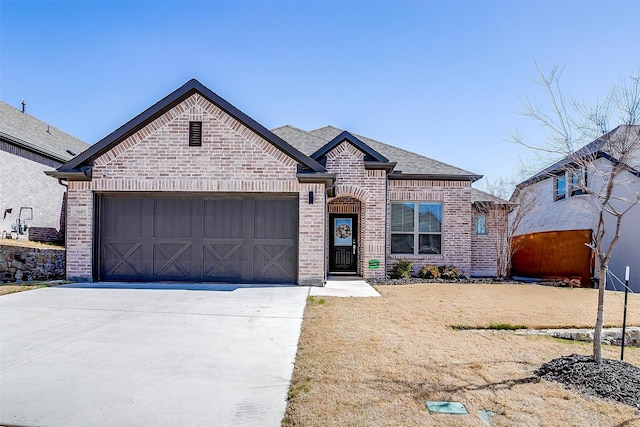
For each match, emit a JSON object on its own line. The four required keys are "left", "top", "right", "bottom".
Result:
{"left": 329, "top": 214, "right": 357, "bottom": 273}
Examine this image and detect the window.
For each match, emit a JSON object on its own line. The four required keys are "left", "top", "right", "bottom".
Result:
{"left": 554, "top": 168, "right": 588, "bottom": 200}
{"left": 570, "top": 168, "right": 587, "bottom": 196}
{"left": 554, "top": 173, "right": 567, "bottom": 201}
{"left": 475, "top": 214, "right": 486, "bottom": 235}
{"left": 189, "top": 121, "right": 202, "bottom": 146}
{"left": 391, "top": 202, "right": 442, "bottom": 254}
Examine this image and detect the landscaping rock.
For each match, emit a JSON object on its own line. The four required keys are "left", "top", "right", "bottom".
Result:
{"left": 536, "top": 354, "right": 640, "bottom": 409}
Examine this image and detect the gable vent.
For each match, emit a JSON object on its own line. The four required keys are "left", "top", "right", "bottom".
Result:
{"left": 189, "top": 121, "right": 202, "bottom": 146}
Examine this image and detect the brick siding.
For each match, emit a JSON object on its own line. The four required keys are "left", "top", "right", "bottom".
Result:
{"left": 470, "top": 208, "right": 499, "bottom": 277}
{"left": 65, "top": 93, "right": 325, "bottom": 284}
{"left": 324, "top": 142, "right": 386, "bottom": 279}
{"left": 387, "top": 179, "right": 473, "bottom": 276}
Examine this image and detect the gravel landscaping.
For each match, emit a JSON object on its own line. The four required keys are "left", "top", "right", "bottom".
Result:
{"left": 536, "top": 354, "right": 640, "bottom": 409}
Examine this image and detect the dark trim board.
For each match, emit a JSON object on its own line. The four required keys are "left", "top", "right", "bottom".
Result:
{"left": 95, "top": 192, "right": 299, "bottom": 284}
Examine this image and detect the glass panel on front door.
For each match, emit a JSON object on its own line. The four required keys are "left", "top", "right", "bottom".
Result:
{"left": 334, "top": 218, "right": 353, "bottom": 246}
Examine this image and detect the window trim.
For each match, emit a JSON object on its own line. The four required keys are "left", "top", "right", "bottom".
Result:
{"left": 390, "top": 201, "right": 443, "bottom": 255}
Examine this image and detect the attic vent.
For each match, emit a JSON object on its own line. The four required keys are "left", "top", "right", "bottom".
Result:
{"left": 66, "top": 149, "right": 76, "bottom": 156}
{"left": 189, "top": 121, "right": 202, "bottom": 147}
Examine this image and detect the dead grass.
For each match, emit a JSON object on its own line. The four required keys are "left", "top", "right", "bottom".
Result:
{"left": 0, "top": 239, "right": 64, "bottom": 249}
{"left": 0, "top": 284, "right": 48, "bottom": 296}
{"left": 284, "top": 284, "right": 640, "bottom": 426}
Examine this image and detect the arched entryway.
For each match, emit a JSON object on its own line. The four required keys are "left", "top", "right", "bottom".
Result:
{"left": 327, "top": 196, "right": 362, "bottom": 275}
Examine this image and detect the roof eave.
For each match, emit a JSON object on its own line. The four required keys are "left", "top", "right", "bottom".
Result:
{"left": 45, "top": 167, "right": 92, "bottom": 181}
{"left": 389, "top": 173, "right": 482, "bottom": 182}
{"left": 364, "top": 161, "right": 397, "bottom": 173}
{"left": 1, "top": 132, "right": 69, "bottom": 163}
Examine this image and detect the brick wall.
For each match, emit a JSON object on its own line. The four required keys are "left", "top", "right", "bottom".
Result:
{"left": 470, "top": 208, "right": 498, "bottom": 277}
{"left": 387, "top": 179, "right": 472, "bottom": 275}
{"left": 325, "top": 142, "right": 387, "bottom": 279}
{"left": 0, "top": 149, "right": 66, "bottom": 237}
{"left": 65, "top": 93, "right": 325, "bottom": 284}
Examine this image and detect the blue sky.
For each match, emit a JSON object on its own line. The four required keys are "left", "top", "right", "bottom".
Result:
{"left": 1, "top": 1, "right": 639, "bottom": 189}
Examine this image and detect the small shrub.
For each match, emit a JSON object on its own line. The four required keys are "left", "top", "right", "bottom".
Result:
{"left": 390, "top": 259, "right": 414, "bottom": 279}
{"left": 439, "top": 265, "right": 461, "bottom": 280}
{"left": 418, "top": 264, "right": 440, "bottom": 279}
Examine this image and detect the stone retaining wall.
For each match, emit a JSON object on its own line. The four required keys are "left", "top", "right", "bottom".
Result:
{"left": 0, "top": 244, "right": 65, "bottom": 282}
{"left": 517, "top": 327, "right": 640, "bottom": 347}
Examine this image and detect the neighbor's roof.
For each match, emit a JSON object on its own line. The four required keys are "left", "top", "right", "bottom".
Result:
{"left": 514, "top": 125, "right": 640, "bottom": 194}
{"left": 272, "top": 125, "right": 482, "bottom": 181}
{"left": 0, "top": 100, "right": 89, "bottom": 163}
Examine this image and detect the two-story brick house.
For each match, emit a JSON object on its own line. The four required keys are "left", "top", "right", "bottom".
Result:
{"left": 48, "top": 79, "right": 504, "bottom": 284}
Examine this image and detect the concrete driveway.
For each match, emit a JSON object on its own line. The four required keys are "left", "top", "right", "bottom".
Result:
{"left": 0, "top": 283, "right": 309, "bottom": 427}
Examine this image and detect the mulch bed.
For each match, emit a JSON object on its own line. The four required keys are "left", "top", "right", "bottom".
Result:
{"left": 536, "top": 354, "right": 640, "bottom": 409}
{"left": 367, "top": 277, "right": 523, "bottom": 286}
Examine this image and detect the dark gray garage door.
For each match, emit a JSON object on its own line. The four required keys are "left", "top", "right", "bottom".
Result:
{"left": 98, "top": 194, "right": 298, "bottom": 283}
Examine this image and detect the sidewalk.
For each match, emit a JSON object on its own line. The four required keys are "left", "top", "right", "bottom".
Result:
{"left": 309, "top": 277, "right": 380, "bottom": 297}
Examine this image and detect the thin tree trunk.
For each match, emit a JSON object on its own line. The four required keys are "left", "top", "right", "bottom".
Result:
{"left": 593, "top": 267, "right": 606, "bottom": 364}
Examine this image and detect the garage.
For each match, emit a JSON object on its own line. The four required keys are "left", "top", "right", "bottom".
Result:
{"left": 97, "top": 194, "right": 298, "bottom": 283}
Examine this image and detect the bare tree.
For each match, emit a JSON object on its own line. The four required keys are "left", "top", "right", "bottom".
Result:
{"left": 476, "top": 179, "right": 537, "bottom": 278}
{"left": 513, "top": 65, "right": 640, "bottom": 363}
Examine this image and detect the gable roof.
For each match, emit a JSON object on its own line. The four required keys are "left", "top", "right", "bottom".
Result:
{"left": 311, "top": 130, "right": 389, "bottom": 162}
{"left": 54, "top": 79, "right": 326, "bottom": 177}
{"left": 272, "top": 125, "right": 482, "bottom": 181}
{"left": 471, "top": 188, "right": 512, "bottom": 205}
{"left": 0, "top": 100, "right": 89, "bottom": 163}
{"left": 513, "top": 125, "right": 640, "bottom": 196}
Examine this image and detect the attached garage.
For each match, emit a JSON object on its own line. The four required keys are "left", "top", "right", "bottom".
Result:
{"left": 98, "top": 194, "right": 299, "bottom": 283}
{"left": 48, "top": 79, "right": 329, "bottom": 285}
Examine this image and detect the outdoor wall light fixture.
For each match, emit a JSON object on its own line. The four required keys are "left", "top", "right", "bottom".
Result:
{"left": 308, "top": 191, "right": 314, "bottom": 204}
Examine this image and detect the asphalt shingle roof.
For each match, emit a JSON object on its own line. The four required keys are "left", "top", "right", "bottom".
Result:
{"left": 0, "top": 100, "right": 89, "bottom": 162}
{"left": 471, "top": 188, "right": 512, "bottom": 204}
{"left": 514, "top": 125, "right": 640, "bottom": 193}
{"left": 272, "top": 124, "right": 481, "bottom": 179}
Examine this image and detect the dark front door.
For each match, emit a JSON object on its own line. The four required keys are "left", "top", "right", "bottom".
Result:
{"left": 329, "top": 214, "right": 357, "bottom": 273}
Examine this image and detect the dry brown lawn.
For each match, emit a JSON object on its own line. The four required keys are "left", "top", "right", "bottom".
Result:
{"left": 0, "top": 239, "right": 64, "bottom": 249}
{"left": 0, "top": 284, "right": 49, "bottom": 296}
{"left": 284, "top": 284, "right": 640, "bottom": 426}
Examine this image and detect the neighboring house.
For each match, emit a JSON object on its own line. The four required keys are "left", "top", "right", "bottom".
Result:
{"left": 0, "top": 101, "right": 89, "bottom": 242}
{"left": 48, "top": 79, "right": 506, "bottom": 285}
{"left": 511, "top": 126, "right": 640, "bottom": 292}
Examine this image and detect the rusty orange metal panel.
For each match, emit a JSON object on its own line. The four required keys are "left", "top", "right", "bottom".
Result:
{"left": 511, "top": 229, "right": 593, "bottom": 286}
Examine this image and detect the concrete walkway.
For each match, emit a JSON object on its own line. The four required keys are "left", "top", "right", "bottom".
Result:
{"left": 309, "top": 277, "right": 381, "bottom": 298}
{"left": 0, "top": 284, "right": 308, "bottom": 427}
